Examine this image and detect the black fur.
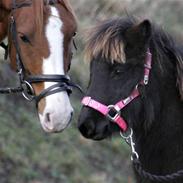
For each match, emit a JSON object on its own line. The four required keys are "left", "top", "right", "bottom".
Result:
{"left": 78, "top": 17, "right": 183, "bottom": 183}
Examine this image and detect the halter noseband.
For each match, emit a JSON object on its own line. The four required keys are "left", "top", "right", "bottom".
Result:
{"left": 82, "top": 50, "right": 152, "bottom": 132}
{"left": 0, "top": 0, "right": 82, "bottom": 104}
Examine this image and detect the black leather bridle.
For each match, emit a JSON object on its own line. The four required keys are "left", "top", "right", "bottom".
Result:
{"left": 0, "top": 0, "right": 82, "bottom": 104}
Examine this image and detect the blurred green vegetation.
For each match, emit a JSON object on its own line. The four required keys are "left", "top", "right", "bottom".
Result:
{"left": 0, "top": 0, "right": 183, "bottom": 182}
{"left": 0, "top": 92, "right": 132, "bottom": 183}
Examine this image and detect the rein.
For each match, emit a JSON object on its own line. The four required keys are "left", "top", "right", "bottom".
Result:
{"left": 82, "top": 49, "right": 183, "bottom": 182}
{"left": 0, "top": 0, "right": 83, "bottom": 104}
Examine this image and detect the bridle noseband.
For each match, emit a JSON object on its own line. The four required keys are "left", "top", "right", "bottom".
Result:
{"left": 0, "top": 0, "right": 82, "bottom": 104}
{"left": 82, "top": 49, "right": 152, "bottom": 132}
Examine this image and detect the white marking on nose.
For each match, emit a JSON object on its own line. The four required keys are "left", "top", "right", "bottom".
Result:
{"left": 39, "top": 7, "right": 73, "bottom": 133}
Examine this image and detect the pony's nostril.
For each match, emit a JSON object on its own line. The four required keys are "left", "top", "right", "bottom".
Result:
{"left": 79, "top": 120, "right": 95, "bottom": 138}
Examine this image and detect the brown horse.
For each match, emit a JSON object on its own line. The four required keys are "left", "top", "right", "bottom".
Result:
{"left": 0, "top": 0, "right": 77, "bottom": 133}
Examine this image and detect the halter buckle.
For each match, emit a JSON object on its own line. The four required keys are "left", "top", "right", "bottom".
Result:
{"left": 144, "top": 75, "right": 149, "bottom": 85}
{"left": 107, "top": 105, "right": 121, "bottom": 121}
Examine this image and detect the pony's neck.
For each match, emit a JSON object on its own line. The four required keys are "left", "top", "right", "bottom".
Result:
{"left": 134, "top": 50, "right": 183, "bottom": 182}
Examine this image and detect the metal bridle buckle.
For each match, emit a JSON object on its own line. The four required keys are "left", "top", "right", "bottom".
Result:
{"left": 120, "top": 128, "right": 139, "bottom": 161}
{"left": 21, "top": 81, "right": 35, "bottom": 101}
{"left": 107, "top": 105, "right": 121, "bottom": 121}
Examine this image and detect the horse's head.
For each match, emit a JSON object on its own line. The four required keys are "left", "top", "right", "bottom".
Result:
{"left": 0, "top": 0, "right": 77, "bottom": 133}
{"left": 78, "top": 18, "right": 153, "bottom": 140}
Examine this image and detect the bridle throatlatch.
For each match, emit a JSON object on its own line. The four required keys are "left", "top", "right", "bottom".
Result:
{"left": 0, "top": 0, "right": 83, "bottom": 104}
{"left": 82, "top": 49, "right": 152, "bottom": 132}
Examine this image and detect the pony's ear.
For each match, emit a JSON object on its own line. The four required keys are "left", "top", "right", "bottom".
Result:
{"left": 125, "top": 20, "right": 152, "bottom": 47}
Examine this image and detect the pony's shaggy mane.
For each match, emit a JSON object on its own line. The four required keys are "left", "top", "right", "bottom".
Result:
{"left": 84, "top": 18, "right": 136, "bottom": 63}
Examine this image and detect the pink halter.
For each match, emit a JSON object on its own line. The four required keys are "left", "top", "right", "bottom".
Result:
{"left": 82, "top": 50, "right": 152, "bottom": 132}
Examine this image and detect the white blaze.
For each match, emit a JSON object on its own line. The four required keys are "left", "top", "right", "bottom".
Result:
{"left": 39, "top": 7, "right": 73, "bottom": 132}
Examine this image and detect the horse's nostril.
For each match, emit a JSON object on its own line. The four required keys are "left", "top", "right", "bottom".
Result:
{"left": 71, "top": 112, "right": 73, "bottom": 118}
{"left": 46, "top": 113, "right": 51, "bottom": 122}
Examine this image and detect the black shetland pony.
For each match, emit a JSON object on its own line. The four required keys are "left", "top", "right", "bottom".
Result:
{"left": 78, "top": 17, "right": 183, "bottom": 183}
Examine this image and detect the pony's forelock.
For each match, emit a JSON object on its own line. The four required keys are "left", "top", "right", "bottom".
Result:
{"left": 84, "top": 19, "right": 127, "bottom": 64}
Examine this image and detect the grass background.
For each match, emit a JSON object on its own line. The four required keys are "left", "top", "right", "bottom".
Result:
{"left": 0, "top": 0, "right": 183, "bottom": 182}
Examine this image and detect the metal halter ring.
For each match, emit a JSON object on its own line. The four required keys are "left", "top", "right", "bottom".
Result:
{"left": 21, "top": 81, "right": 35, "bottom": 101}
{"left": 107, "top": 105, "right": 121, "bottom": 121}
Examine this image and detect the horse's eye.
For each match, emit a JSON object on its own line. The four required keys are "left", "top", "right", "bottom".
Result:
{"left": 73, "top": 32, "right": 77, "bottom": 37}
{"left": 20, "top": 35, "right": 31, "bottom": 44}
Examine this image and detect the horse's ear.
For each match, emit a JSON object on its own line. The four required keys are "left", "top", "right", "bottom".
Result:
{"left": 0, "top": 0, "right": 12, "bottom": 10}
{"left": 125, "top": 19, "right": 152, "bottom": 47}
{"left": 58, "top": 0, "right": 76, "bottom": 20}
{"left": 0, "top": 2, "right": 11, "bottom": 30}
{"left": 0, "top": 7, "right": 9, "bottom": 22}
{"left": 0, "top": 22, "right": 8, "bottom": 42}
{"left": 0, "top": 9, "right": 8, "bottom": 42}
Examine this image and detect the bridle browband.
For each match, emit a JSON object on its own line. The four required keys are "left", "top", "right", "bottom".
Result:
{"left": 82, "top": 49, "right": 152, "bottom": 132}
{"left": 0, "top": 0, "right": 82, "bottom": 104}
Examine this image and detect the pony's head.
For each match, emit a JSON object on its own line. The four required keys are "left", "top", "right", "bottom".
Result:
{"left": 78, "top": 17, "right": 183, "bottom": 140}
{"left": 0, "top": 0, "right": 77, "bottom": 133}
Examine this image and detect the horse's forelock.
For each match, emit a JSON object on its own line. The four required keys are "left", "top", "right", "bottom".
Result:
{"left": 32, "top": 0, "right": 44, "bottom": 36}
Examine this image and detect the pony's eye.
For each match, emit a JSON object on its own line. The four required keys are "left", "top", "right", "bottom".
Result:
{"left": 20, "top": 35, "right": 31, "bottom": 44}
{"left": 115, "top": 69, "right": 122, "bottom": 75}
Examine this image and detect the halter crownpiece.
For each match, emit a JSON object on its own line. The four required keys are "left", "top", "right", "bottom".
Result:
{"left": 82, "top": 49, "right": 152, "bottom": 132}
